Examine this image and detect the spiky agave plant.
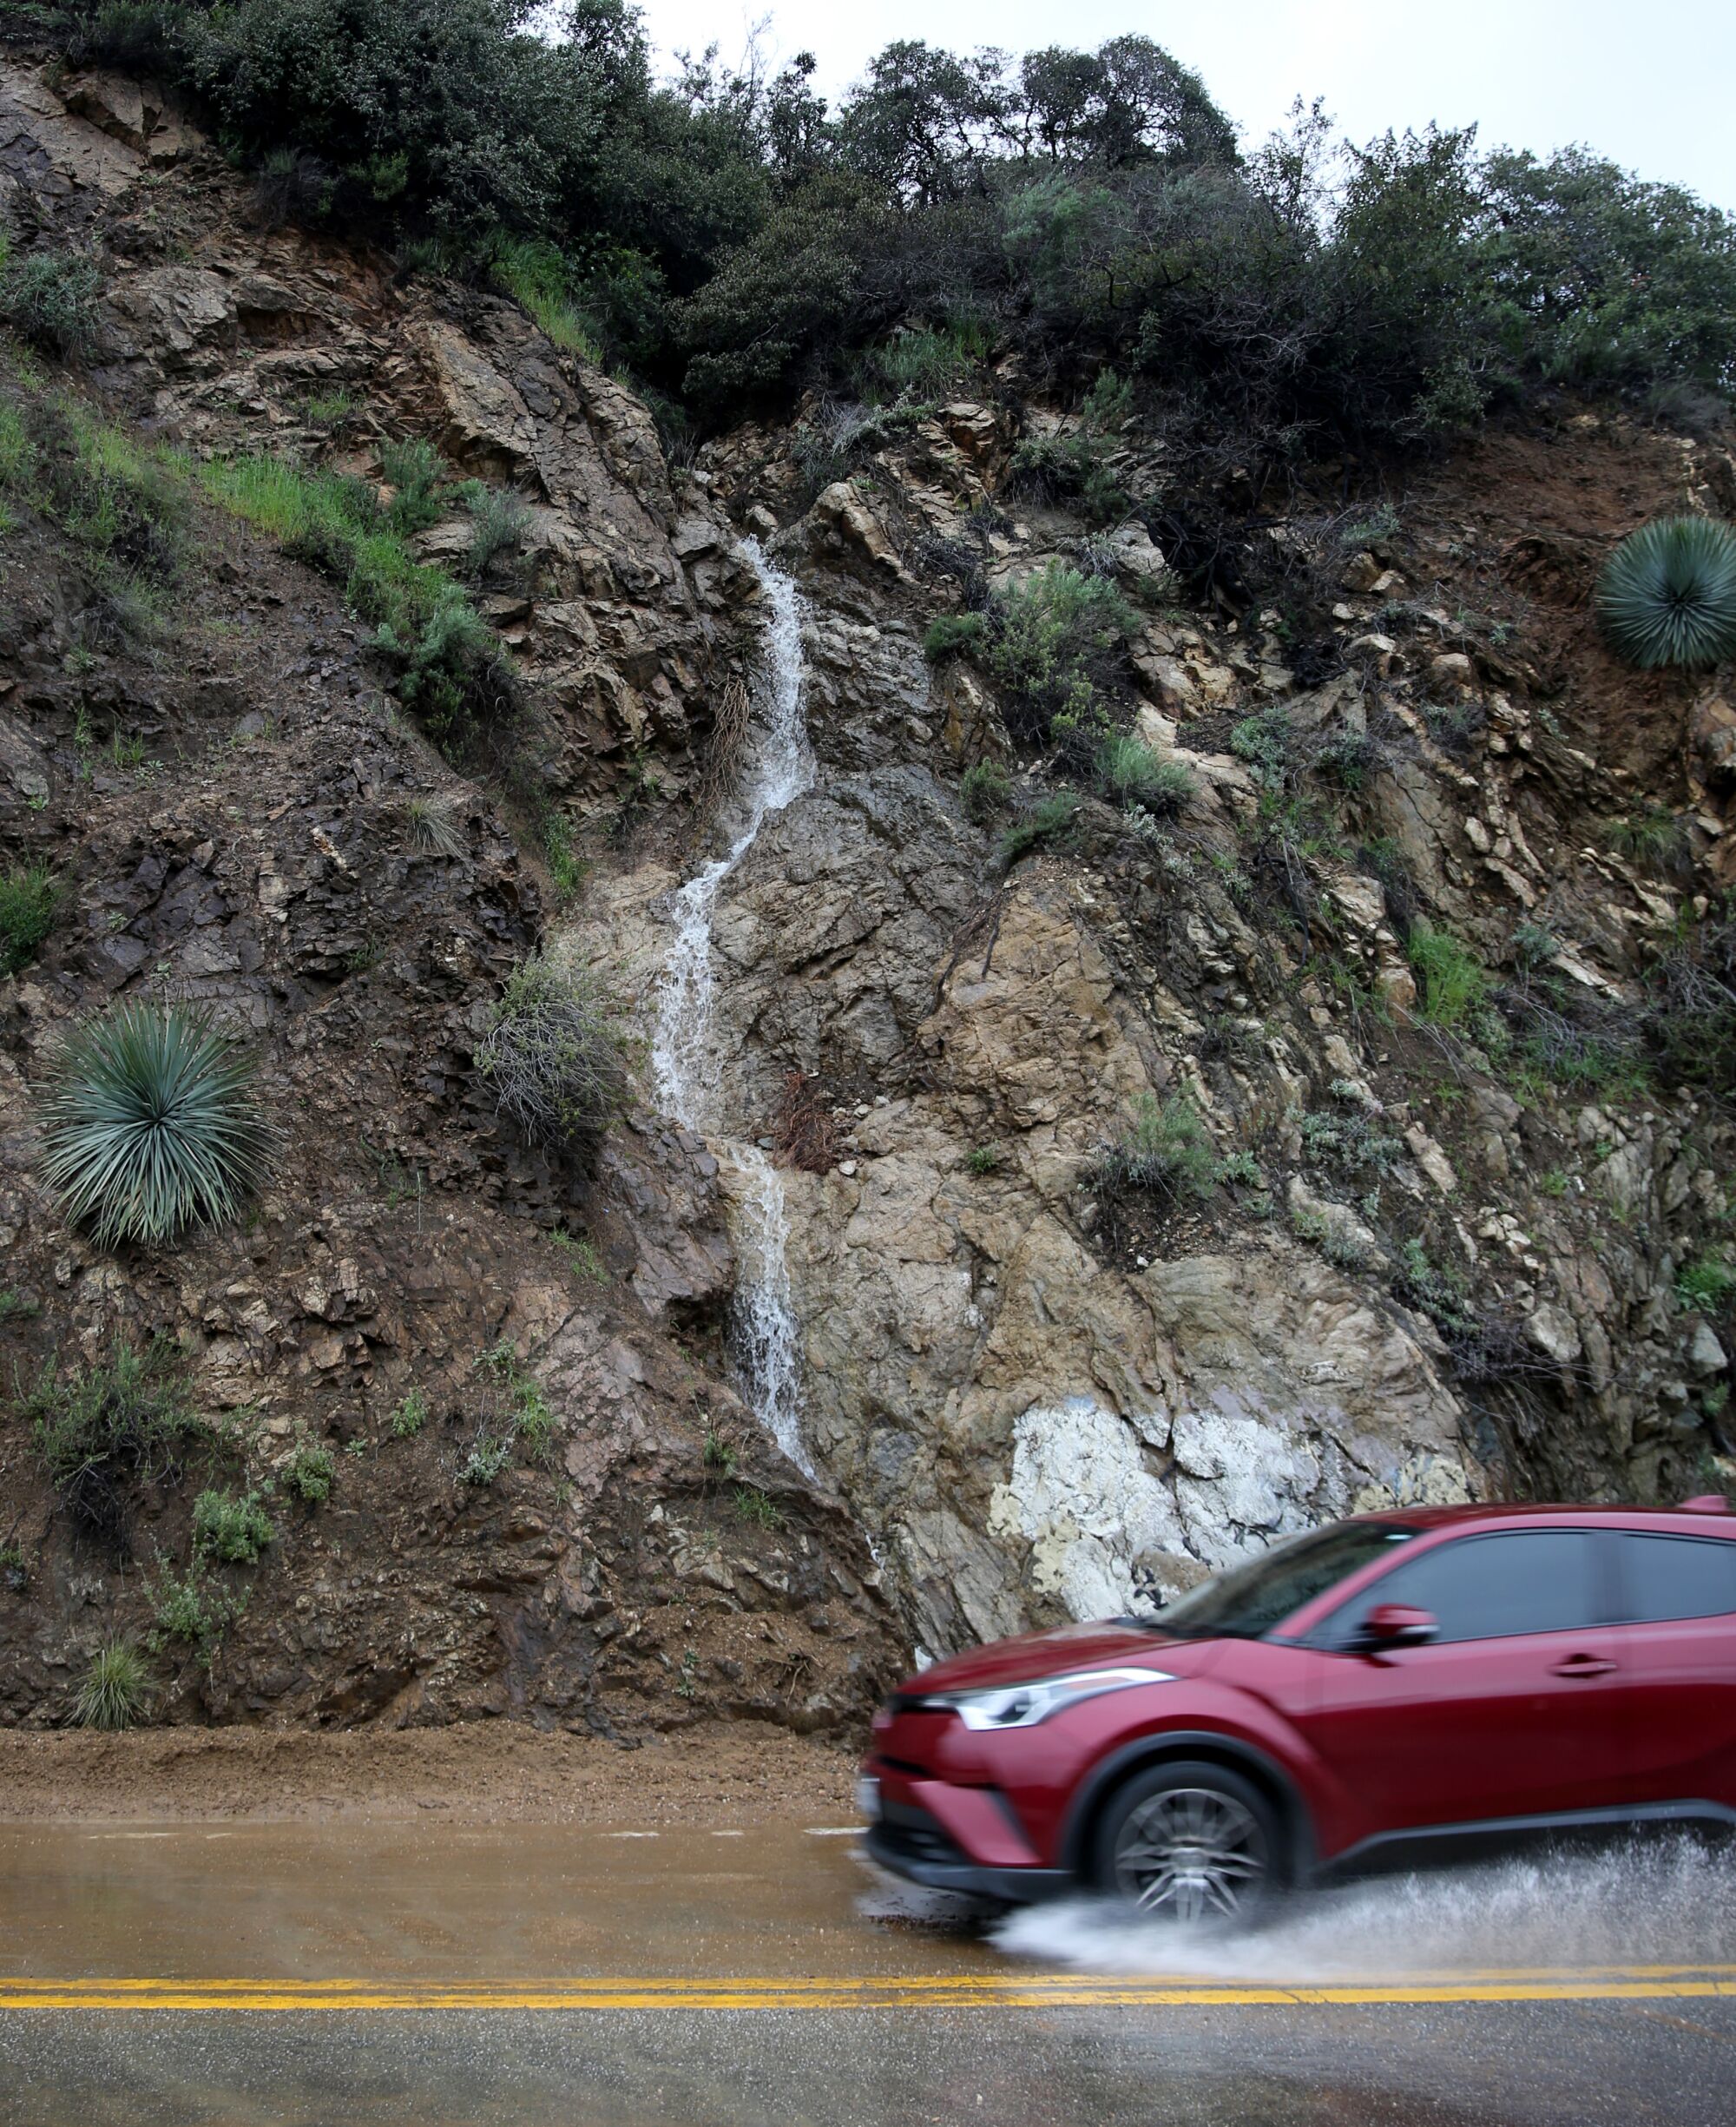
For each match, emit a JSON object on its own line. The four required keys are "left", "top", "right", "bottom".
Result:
{"left": 37, "top": 1002, "right": 276, "bottom": 1247}
{"left": 1596, "top": 516, "right": 1736, "bottom": 669}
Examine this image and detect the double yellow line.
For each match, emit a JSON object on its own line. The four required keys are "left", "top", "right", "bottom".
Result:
{"left": 4, "top": 1966, "right": 1736, "bottom": 2012}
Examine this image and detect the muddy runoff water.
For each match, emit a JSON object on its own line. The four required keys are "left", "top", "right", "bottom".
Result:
{"left": 4, "top": 1814, "right": 1733, "bottom": 1991}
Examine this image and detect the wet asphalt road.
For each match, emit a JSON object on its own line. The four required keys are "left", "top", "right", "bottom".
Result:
{"left": 2, "top": 1821, "right": 1734, "bottom": 2125}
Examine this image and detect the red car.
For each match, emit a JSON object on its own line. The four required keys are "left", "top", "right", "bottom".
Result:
{"left": 860, "top": 1499, "right": 1736, "bottom": 1922}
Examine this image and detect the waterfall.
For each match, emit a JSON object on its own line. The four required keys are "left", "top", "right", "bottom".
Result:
{"left": 650, "top": 540, "right": 816, "bottom": 1474}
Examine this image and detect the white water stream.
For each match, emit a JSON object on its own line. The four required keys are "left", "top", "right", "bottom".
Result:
{"left": 651, "top": 541, "right": 816, "bottom": 1473}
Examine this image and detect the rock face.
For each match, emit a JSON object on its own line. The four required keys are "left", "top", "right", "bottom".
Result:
{"left": 2, "top": 55, "right": 1733, "bottom": 1730}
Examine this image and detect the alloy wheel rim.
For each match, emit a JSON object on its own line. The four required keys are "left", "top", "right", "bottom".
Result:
{"left": 1112, "top": 1786, "right": 1268, "bottom": 1922}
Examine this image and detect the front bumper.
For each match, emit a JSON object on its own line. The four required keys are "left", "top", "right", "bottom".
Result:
{"left": 860, "top": 1791, "right": 1070, "bottom": 1905}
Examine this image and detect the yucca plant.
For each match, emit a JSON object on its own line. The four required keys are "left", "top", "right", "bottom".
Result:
{"left": 75, "top": 1640, "right": 152, "bottom": 1729}
{"left": 1596, "top": 516, "right": 1736, "bottom": 669}
{"left": 37, "top": 1002, "right": 276, "bottom": 1247}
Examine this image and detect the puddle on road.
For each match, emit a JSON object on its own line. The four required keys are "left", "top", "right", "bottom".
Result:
{"left": 987, "top": 1835, "right": 1736, "bottom": 1979}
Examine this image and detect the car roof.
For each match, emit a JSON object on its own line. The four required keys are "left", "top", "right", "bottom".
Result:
{"left": 1360, "top": 1500, "right": 1735, "bottom": 1532}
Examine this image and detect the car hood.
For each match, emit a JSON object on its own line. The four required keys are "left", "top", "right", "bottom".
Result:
{"left": 900, "top": 1620, "right": 1223, "bottom": 1695}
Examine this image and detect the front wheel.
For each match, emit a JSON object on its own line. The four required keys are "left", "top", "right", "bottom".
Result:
{"left": 1091, "top": 1760, "right": 1280, "bottom": 1926}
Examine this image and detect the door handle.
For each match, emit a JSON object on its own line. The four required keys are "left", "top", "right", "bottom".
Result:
{"left": 1550, "top": 1654, "right": 1617, "bottom": 1678}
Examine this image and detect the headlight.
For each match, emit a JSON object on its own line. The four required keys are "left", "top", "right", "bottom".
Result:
{"left": 902, "top": 1666, "right": 1174, "bottom": 1731}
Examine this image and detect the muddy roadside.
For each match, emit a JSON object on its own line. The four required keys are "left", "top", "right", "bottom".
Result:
{"left": 0, "top": 1722, "right": 860, "bottom": 1824}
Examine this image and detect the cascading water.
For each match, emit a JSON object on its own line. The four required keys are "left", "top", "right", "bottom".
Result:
{"left": 650, "top": 540, "right": 816, "bottom": 1474}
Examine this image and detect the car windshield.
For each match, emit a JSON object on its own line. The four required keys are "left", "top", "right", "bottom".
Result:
{"left": 1147, "top": 1520, "right": 1416, "bottom": 1640}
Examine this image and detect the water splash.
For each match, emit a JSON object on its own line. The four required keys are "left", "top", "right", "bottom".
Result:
{"left": 989, "top": 1836, "right": 1736, "bottom": 1979}
{"left": 650, "top": 539, "right": 816, "bottom": 1472}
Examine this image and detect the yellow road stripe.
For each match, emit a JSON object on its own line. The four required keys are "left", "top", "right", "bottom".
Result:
{"left": 4, "top": 1971, "right": 1736, "bottom": 2012}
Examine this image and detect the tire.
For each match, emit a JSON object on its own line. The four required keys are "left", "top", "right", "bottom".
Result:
{"left": 1090, "top": 1759, "right": 1281, "bottom": 1926}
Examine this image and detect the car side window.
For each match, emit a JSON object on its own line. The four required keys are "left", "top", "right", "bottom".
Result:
{"left": 1318, "top": 1531, "right": 1601, "bottom": 1648}
{"left": 1615, "top": 1533, "right": 1736, "bottom": 1623}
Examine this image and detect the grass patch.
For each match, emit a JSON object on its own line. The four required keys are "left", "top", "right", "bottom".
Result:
{"left": 965, "top": 1144, "right": 1003, "bottom": 1175}
{"left": 999, "top": 790, "right": 1080, "bottom": 866}
{"left": 23, "top": 1340, "right": 208, "bottom": 1554}
{"left": 199, "top": 450, "right": 513, "bottom": 758}
{"left": 0, "top": 865, "right": 58, "bottom": 978}
{"left": 1407, "top": 923, "right": 1489, "bottom": 1029}
{"left": 550, "top": 1229, "right": 607, "bottom": 1283}
{"left": 490, "top": 238, "right": 604, "bottom": 361}
{"left": 1091, "top": 1094, "right": 1220, "bottom": 1202}
{"left": 0, "top": 251, "right": 102, "bottom": 361}
{"left": 75, "top": 1641, "right": 152, "bottom": 1729}
{"left": 1095, "top": 733, "right": 1194, "bottom": 815}
{"left": 404, "top": 792, "right": 467, "bottom": 859}
{"left": 960, "top": 759, "right": 1011, "bottom": 821}
{"left": 923, "top": 611, "right": 988, "bottom": 663}
{"left": 733, "top": 1485, "right": 783, "bottom": 1531}
{"left": 475, "top": 1339, "right": 556, "bottom": 1460}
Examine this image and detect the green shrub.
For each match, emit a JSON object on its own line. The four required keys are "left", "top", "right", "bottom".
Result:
{"left": 464, "top": 484, "right": 532, "bottom": 579}
{"left": 703, "top": 1426, "right": 739, "bottom": 1476}
{"left": 999, "top": 790, "right": 1081, "bottom": 865}
{"left": 379, "top": 435, "right": 445, "bottom": 534}
{"left": 283, "top": 1439, "right": 335, "bottom": 1504}
{"left": 75, "top": 1641, "right": 151, "bottom": 1729}
{"left": 1596, "top": 517, "right": 1736, "bottom": 669}
{"left": 1678, "top": 1254, "right": 1736, "bottom": 1314}
{"left": 25, "top": 1340, "right": 208, "bottom": 1551}
{"left": 1299, "top": 1109, "right": 1404, "bottom": 1174}
{"left": 1095, "top": 733, "right": 1194, "bottom": 814}
{"left": 1091, "top": 1094, "right": 1220, "bottom": 1200}
{"left": 475, "top": 952, "right": 627, "bottom": 1159}
{"left": 191, "top": 1487, "right": 275, "bottom": 1565}
{"left": 0, "top": 252, "right": 102, "bottom": 360}
{"left": 390, "top": 1386, "right": 429, "bottom": 1439}
{"left": 922, "top": 612, "right": 988, "bottom": 662}
{"left": 965, "top": 1144, "right": 1003, "bottom": 1175}
{"left": 460, "top": 1429, "right": 512, "bottom": 1486}
{"left": 1230, "top": 708, "right": 1292, "bottom": 784}
{"left": 201, "top": 451, "right": 510, "bottom": 752}
{"left": 982, "top": 562, "right": 1136, "bottom": 742}
{"left": 960, "top": 760, "right": 1011, "bottom": 820}
{"left": 36, "top": 1001, "right": 275, "bottom": 1248}
{"left": 145, "top": 1557, "right": 242, "bottom": 1663}
{"left": 1407, "top": 924, "right": 1489, "bottom": 1029}
{"left": 0, "top": 866, "right": 58, "bottom": 978}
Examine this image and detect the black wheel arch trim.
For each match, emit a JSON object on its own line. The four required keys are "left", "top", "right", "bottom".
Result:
{"left": 1325, "top": 1798, "right": 1736, "bottom": 1878}
{"left": 1058, "top": 1729, "right": 1318, "bottom": 1882}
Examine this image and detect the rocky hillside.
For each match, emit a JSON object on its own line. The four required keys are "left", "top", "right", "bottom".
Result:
{"left": 2, "top": 58, "right": 1733, "bottom": 1728}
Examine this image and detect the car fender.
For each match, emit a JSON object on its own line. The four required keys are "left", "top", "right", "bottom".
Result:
{"left": 1056, "top": 1725, "right": 1322, "bottom": 1881}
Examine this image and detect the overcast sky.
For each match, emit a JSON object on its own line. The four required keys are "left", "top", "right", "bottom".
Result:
{"left": 635, "top": 0, "right": 1736, "bottom": 207}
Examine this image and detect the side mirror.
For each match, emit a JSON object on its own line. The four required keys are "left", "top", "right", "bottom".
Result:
{"left": 1358, "top": 1603, "right": 1438, "bottom": 1650}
